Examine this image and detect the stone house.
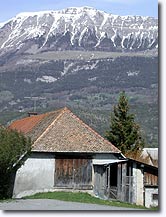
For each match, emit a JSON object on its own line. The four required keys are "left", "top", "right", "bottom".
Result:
{"left": 9, "top": 107, "right": 126, "bottom": 198}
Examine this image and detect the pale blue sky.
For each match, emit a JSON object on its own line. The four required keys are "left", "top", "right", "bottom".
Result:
{"left": 0, "top": 0, "right": 158, "bottom": 23}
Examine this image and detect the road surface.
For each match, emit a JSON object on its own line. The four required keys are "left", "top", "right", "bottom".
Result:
{"left": 0, "top": 199, "right": 144, "bottom": 211}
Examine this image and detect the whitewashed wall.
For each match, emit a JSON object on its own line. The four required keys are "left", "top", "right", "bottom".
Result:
{"left": 13, "top": 152, "right": 55, "bottom": 198}
{"left": 12, "top": 152, "right": 124, "bottom": 199}
{"left": 145, "top": 187, "right": 158, "bottom": 208}
{"left": 133, "top": 163, "right": 144, "bottom": 206}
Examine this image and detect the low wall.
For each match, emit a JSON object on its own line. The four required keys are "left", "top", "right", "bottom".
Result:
{"left": 145, "top": 187, "right": 158, "bottom": 208}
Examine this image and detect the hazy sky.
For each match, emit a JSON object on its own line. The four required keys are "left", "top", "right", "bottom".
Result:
{"left": 0, "top": 0, "right": 158, "bottom": 22}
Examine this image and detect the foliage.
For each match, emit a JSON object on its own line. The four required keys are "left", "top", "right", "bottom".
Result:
{"left": 25, "top": 191, "right": 148, "bottom": 209}
{"left": 0, "top": 55, "right": 158, "bottom": 147}
{"left": 0, "top": 128, "right": 31, "bottom": 199}
{"left": 105, "top": 91, "right": 145, "bottom": 154}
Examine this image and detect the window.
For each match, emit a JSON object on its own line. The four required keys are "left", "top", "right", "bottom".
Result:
{"left": 152, "top": 193, "right": 158, "bottom": 200}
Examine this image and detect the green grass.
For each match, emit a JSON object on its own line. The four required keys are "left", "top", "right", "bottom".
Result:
{"left": 0, "top": 198, "right": 14, "bottom": 203}
{"left": 24, "top": 191, "right": 151, "bottom": 210}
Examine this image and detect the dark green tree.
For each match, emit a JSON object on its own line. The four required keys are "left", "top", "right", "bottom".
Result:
{"left": 105, "top": 91, "right": 144, "bottom": 154}
{"left": 0, "top": 127, "right": 31, "bottom": 199}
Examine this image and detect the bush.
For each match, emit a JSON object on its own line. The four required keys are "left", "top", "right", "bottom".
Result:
{"left": 0, "top": 127, "right": 31, "bottom": 199}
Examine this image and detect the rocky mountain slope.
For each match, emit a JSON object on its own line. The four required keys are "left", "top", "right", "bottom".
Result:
{"left": 0, "top": 52, "right": 158, "bottom": 147}
{"left": 0, "top": 7, "right": 158, "bottom": 147}
{"left": 0, "top": 6, "right": 158, "bottom": 54}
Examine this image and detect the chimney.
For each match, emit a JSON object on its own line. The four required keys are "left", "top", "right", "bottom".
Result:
{"left": 28, "top": 112, "right": 38, "bottom": 117}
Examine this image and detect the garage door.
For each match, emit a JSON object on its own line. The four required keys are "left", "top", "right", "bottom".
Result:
{"left": 54, "top": 158, "right": 92, "bottom": 189}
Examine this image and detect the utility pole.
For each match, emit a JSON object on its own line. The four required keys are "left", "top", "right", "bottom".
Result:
{"left": 24, "top": 96, "right": 46, "bottom": 112}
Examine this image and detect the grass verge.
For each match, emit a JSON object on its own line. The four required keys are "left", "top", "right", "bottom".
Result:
{"left": 24, "top": 191, "right": 152, "bottom": 210}
{"left": 0, "top": 198, "right": 14, "bottom": 203}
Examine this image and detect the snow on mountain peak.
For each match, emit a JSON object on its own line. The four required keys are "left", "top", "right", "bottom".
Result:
{"left": 60, "top": 6, "right": 97, "bottom": 13}
{"left": 0, "top": 6, "right": 158, "bottom": 52}
{"left": 0, "top": 23, "right": 3, "bottom": 28}
{"left": 12, "top": 6, "right": 106, "bottom": 22}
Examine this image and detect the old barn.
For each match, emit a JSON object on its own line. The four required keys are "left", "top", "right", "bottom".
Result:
{"left": 9, "top": 107, "right": 126, "bottom": 198}
{"left": 8, "top": 107, "right": 158, "bottom": 208}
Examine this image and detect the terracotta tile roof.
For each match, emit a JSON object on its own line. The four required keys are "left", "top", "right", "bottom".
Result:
{"left": 9, "top": 113, "right": 46, "bottom": 134}
{"left": 9, "top": 107, "right": 120, "bottom": 153}
{"left": 9, "top": 108, "right": 64, "bottom": 141}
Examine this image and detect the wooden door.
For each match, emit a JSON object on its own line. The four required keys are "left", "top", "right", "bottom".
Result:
{"left": 54, "top": 158, "right": 92, "bottom": 189}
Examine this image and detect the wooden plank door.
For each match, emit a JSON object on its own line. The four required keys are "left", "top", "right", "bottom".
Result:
{"left": 54, "top": 158, "right": 92, "bottom": 189}
{"left": 55, "top": 158, "right": 74, "bottom": 188}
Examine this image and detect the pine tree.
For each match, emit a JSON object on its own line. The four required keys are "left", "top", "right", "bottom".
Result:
{"left": 105, "top": 91, "right": 144, "bottom": 154}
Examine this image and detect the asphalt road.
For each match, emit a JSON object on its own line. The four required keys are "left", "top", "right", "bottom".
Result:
{"left": 0, "top": 199, "right": 144, "bottom": 211}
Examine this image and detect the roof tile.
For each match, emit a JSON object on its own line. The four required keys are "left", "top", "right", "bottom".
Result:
{"left": 9, "top": 107, "right": 120, "bottom": 153}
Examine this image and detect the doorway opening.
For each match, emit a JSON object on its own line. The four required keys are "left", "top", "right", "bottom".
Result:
{"left": 106, "top": 163, "right": 118, "bottom": 199}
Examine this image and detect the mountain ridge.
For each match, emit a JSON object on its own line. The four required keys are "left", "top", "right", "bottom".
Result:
{"left": 0, "top": 6, "right": 158, "bottom": 53}
{"left": 0, "top": 6, "right": 158, "bottom": 147}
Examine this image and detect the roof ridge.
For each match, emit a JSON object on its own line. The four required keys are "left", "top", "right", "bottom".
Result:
{"left": 9, "top": 107, "right": 66, "bottom": 135}
{"left": 10, "top": 106, "right": 121, "bottom": 153}
{"left": 10, "top": 107, "right": 64, "bottom": 124}
{"left": 146, "top": 151, "right": 154, "bottom": 166}
{"left": 64, "top": 108, "right": 120, "bottom": 153}
{"left": 33, "top": 107, "right": 67, "bottom": 147}
{"left": 45, "top": 107, "right": 66, "bottom": 115}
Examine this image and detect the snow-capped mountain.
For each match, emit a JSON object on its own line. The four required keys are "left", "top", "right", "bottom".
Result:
{"left": 0, "top": 7, "right": 158, "bottom": 146}
{"left": 0, "top": 6, "right": 158, "bottom": 53}
{"left": 0, "top": 23, "right": 4, "bottom": 28}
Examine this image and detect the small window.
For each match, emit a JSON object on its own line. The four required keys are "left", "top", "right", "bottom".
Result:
{"left": 152, "top": 193, "right": 158, "bottom": 200}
